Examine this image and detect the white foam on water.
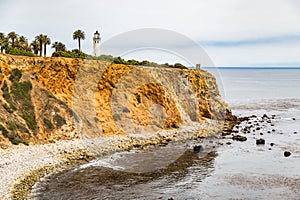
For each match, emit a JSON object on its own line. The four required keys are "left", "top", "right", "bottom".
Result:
{"left": 74, "top": 152, "right": 136, "bottom": 171}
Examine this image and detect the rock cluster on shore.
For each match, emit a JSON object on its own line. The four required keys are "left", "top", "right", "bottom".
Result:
{"left": 219, "top": 114, "right": 295, "bottom": 159}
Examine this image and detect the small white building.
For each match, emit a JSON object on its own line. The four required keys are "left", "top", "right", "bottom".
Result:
{"left": 93, "top": 30, "right": 101, "bottom": 56}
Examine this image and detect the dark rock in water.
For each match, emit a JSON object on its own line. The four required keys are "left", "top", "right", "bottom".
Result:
{"left": 239, "top": 116, "right": 251, "bottom": 121}
{"left": 251, "top": 115, "right": 257, "bottom": 118}
{"left": 232, "top": 135, "right": 247, "bottom": 142}
{"left": 221, "top": 130, "right": 232, "bottom": 136}
{"left": 269, "top": 148, "right": 272, "bottom": 150}
{"left": 271, "top": 124, "right": 275, "bottom": 126}
{"left": 271, "top": 115, "right": 276, "bottom": 119}
{"left": 226, "top": 142, "right": 232, "bottom": 145}
{"left": 256, "top": 138, "right": 265, "bottom": 145}
{"left": 284, "top": 151, "right": 291, "bottom": 157}
{"left": 168, "top": 198, "right": 174, "bottom": 200}
{"left": 272, "top": 129, "right": 276, "bottom": 132}
{"left": 292, "top": 118, "right": 296, "bottom": 120}
{"left": 267, "top": 131, "right": 271, "bottom": 133}
{"left": 294, "top": 132, "right": 297, "bottom": 134}
{"left": 260, "top": 133, "right": 264, "bottom": 135}
{"left": 270, "top": 143, "right": 275, "bottom": 146}
{"left": 263, "top": 114, "right": 269, "bottom": 119}
{"left": 193, "top": 145, "right": 203, "bottom": 153}
{"left": 256, "top": 127, "right": 261, "bottom": 130}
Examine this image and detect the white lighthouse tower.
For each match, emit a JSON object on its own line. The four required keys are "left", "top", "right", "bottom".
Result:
{"left": 93, "top": 30, "right": 101, "bottom": 56}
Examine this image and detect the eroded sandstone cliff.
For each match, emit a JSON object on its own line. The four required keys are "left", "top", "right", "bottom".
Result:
{"left": 0, "top": 53, "right": 235, "bottom": 148}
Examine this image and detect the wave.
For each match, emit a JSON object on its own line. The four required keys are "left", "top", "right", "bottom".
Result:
{"left": 229, "top": 98, "right": 300, "bottom": 111}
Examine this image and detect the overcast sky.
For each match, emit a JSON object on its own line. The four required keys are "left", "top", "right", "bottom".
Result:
{"left": 1, "top": 0, "right": 300, "bottom": 66}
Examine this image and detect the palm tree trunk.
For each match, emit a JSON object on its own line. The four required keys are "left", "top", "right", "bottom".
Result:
{"left": 12, "top": 39, "right": 15, "bottom": 48}
{"left": 39, "top": 42, "right": 43, "bottom": 56}
{"left": 44, "top": 44, "right": 47, "bottom": 57}
{"left": 78, "top": 39, "right": 81, "bottom": 51}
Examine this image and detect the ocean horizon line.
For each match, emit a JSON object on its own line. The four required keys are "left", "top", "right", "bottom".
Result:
{"left": 200, "top": 66, "right": 300, "bottom": 70}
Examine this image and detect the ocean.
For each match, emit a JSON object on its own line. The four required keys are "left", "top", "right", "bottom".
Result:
{"left": 32, "top": 68, "right": 300, "bottom": 200}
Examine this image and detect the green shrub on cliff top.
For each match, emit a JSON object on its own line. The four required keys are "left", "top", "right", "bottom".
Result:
{"left": 6, "top": 47, "right": 37, "bottom": 57}
{"left": 87, "top": 54, "right": 115, "bottom": 62}
{"left": 52, "top": 49, "right": 87, "bottom": 59}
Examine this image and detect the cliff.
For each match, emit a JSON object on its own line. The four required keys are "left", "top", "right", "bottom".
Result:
{"left": 0, "top": 53, "right": 236, "bottom": 148}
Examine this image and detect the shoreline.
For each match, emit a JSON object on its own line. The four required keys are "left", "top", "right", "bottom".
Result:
{"left": 1, "top": 120, "right": 236, "bottom": 199}
{"left": 0, "top": 139, "right": 89, "bottom": 199}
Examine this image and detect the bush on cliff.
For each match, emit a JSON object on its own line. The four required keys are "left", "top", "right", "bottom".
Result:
{"left": 87, "top": 54, "right": 115, "bottom": 62}
{"left": 0, "top": 123, "right": 27, "bottom": 145}
{"left": 6, "top": 47, "right": 37, "bottom": 57}
{"left": 52, "top": 49, "right": 87, "bottom": 59}
{"left": 173, "top": 63, "right": 187, "bottom": 69}
{"left": 9, "top": 68, "right": 22, "bottom": 82}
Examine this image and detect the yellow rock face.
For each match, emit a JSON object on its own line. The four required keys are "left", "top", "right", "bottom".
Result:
{"left": 0, "top": 53, "right": 235, "bottom": 147}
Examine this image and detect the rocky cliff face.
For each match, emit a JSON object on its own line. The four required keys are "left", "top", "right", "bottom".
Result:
{"left": 0, "top": 53, "right": 235, "bottom": 148}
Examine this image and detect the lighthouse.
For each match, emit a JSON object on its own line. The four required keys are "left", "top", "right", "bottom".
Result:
{"left": 93, "top": 30, "right": 101, "bottom": 56}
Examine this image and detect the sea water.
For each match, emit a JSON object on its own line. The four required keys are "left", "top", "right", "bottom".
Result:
{"left": 33, "top": 68, "right": 300, "bottom": 200}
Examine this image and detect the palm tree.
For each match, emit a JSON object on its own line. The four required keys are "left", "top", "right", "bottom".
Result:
{"left": 0, "top": 32, "right": 5, "bottom": 43}
{"left": 73, "top": 29, "right": 85, "bottom": 51}
{"left": 0, "top": 32, "right": 4, "bottom": 39}
{"left": 18, "top": 36, "right": 26, "bottom": 43}
{"left": 42, "top": 35, "right": 51, "bottom": 57}
{"left": 51, "top": 42, "right": 59, "bottom": 52}
{"left": 16, "top": 35, "right": 28, "bottom": 50}
{"left": 0, "top": 32, "right": 5, "bottom": 53}
{"left": 8, "top": 32, "right": 18, "bottom": 48}
{"left": 35, "top": 34, "right": 44, "bottom": 56}
{"left": 52, "top": 41, "right": 66, "bottom": 52}
{"left": 0, "top": 33, "right": 9, "bottom": 53}
{"left": 35, "top": 34, "right": 50, "bottom": 56}
{"left": 31, "top": 40, "right": 40, "bottom": 55}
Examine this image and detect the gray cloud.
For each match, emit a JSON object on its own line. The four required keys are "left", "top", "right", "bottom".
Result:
{"left": 0, "top": 0, "right": 300, "bottom": 66}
